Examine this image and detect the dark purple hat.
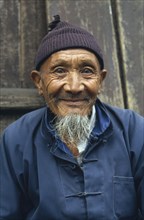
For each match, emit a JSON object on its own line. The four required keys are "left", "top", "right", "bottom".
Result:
{"left": 35, "top": 15, "right": 104, "bottom": 70}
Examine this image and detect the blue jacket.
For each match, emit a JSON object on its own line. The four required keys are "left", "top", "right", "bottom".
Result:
{"left": 0, "top": 100, "right": 144, "bottom": 220}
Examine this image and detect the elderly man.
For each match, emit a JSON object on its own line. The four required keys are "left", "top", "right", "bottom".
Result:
{"left": 0, "top": 15, "right": 144, "bottom": 220}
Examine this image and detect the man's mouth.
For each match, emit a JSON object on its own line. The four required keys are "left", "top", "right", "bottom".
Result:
{"left": 60, "top": 98, "right": 87, "bottom": 101}
{"left": 58, "top": 98, "right": 88, "bottom": 106}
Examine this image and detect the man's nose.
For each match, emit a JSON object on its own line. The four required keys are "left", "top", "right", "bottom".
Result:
{"left": 64, "top": 71, "right": 84, "bottom": 94}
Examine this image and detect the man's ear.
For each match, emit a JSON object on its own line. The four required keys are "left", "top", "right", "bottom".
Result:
{"left": 100, "top": 69, "right": 107, "bottom": 81}
{"left": 31, "top": 70, "right": 43, "bottom": 95}
{"left": 98, "top": 69, "right": 107, "bottom": 94}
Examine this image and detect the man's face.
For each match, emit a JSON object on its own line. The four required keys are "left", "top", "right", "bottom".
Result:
{"left": 31, "top": 49, "right": 107, "bottom": 117}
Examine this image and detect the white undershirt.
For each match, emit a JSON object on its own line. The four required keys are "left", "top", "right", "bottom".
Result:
{"left": 77, "top": 106, "right": 96, "bottom": 154}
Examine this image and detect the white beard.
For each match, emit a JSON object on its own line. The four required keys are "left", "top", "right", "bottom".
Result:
{"left": 54, "top": 114, "right": 91, "bottom": 146}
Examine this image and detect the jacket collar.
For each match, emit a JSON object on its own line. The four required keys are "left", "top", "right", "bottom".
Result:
{"left": 41, "top": 99, "right": 113, "bottom": 157}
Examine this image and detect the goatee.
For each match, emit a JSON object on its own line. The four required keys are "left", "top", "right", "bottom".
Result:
{"left": 54, "top": 114, "right": 91, "bottom": 149}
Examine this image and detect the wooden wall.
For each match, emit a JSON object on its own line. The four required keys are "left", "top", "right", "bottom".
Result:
{"left": 0, "top": 0, "right": 144, "bottom": 133}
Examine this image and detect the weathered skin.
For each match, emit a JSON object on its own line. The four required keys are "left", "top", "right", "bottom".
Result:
{"left": 31, "top": 49, "right": 107, "bottom": 116}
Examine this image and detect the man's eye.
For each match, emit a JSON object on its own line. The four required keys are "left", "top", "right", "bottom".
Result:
{"left": 54, "top": 67, "right": 66, "bottom": 74}
{"left": 81, "top": 68, "right": 94, "bottom": 74}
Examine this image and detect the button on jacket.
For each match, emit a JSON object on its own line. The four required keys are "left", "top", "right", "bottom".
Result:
{"left": 0, "top": 99, "right": 144, "bottom": 220}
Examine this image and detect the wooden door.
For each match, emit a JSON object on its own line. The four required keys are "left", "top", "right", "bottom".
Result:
{"left": 0, "top": 0, "right": 143, "bottom": 133}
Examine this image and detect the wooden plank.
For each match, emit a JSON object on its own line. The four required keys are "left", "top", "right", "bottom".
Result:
{"left": 116, "top": 0, "right": 144, "bottom": 115}
{"left": 45, "top": 0, "right": 124, "bottom": 108}
{"left": 0, "top": 0, "right": 47, "bottom": 89}
{"left": 19, "top": 0, "right": 47, "bottom": 88}
{"left": 0, "top": 88, "right": 45, "bottom": 110}
{"left": 0, "top": 0, "right": 20, "bottom": 88}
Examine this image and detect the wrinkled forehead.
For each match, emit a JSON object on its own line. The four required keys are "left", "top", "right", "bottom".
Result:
{"left": 40, "top": 48, "right": 101, "bottom": 70}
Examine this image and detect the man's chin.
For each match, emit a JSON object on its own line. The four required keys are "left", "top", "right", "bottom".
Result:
{"left": 55, "top": 107, "right": 92, "bottom": 117}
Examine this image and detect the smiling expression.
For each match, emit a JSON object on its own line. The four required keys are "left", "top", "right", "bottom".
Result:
{"left": 31, "top": 49, "right": 107, "bottom": 116}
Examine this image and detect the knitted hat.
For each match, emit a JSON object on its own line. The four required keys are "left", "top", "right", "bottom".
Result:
{"left": 35, "top": 15, "right": 104, "bottom": 70}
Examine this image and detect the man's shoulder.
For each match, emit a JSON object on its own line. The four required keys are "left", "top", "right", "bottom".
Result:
{"left": 101, "top": 102, "right": 144, "bottom": 133}
{"left": 103, "top": 102, "right": 143, "bottom": 120}
{"left": 2, "top": 107, "right": 46, "bottom": 138}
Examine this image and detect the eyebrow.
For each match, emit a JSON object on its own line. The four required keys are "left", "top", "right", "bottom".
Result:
{"left": 50, "top": 59, "right": 70, "bottom": 68}
{"left": 50, "top": 59, "right": 98, "bottom": 69}
{"left": 79, "top": 60, "right": 98, "bottom": 68}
